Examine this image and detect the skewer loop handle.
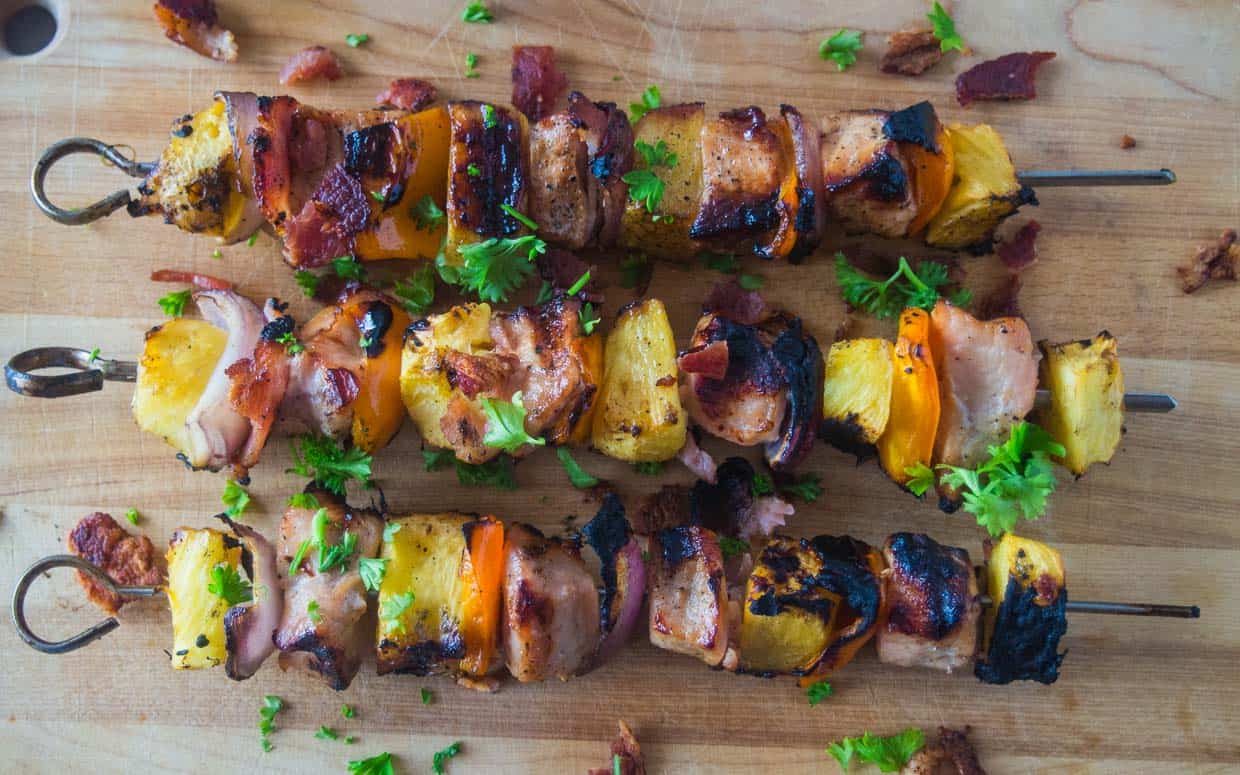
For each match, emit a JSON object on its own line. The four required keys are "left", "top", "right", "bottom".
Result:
{"left": 5, "top": 347, "right": 137, "bottom": 398}
{"left": 31, "top": 137, "right": 155, "bottom": 225}
{"left": 11, "top": 555, "right": 162, "bottom": 655}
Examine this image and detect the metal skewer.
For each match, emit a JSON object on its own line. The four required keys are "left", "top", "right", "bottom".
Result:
{"left": 1016, "top": 169, "right": 1176, "bottom": 187}
{"left": 978, "top": 595, "right": 1199, "bottom": 618}
{"left": 31, "top": 138, "right": 156, "bottom": 226}
{"left": 1032, "top": 389, "right": 1178, "bottom": 413}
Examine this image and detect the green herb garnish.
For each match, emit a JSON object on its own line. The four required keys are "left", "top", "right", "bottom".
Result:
{"left": 393, "top": 264, "right": 437, "bottom": 316}
{"left": 332, "top": 255, "right": 367, "bottom": 282}
{"left": 347, "top": 751, "right": 394, "bottom": 775}
{"left": 464, "top": 52, "right": 479, "bottom": 78}
{"left": 315, "top": 725, "right": 339, "bottom": 740}
{"left": 461, "top": 1, "right": 493, "bottom": 23}
{"left": 421, "top": 687, "right": 433, "bottom": 705}
{"left": 345, "top": 33, "right": 370, "bottom": 47}
{"left": 481, "top": 391, "right": 546, "bottom": 453}
{"left": 927, "top": 2, "right": 965, "bottom": 53}
{"left": 307, "top": 599, "right": 322, "bottom": 623}
{"left": 738, "top": 273, "right": 764, "bottom": 290}
{"left": 828, "top": 728, "right": 925, "bottom": 772}
{"left": 124, "top": 507, "right": 140, "bottom": 526}
{"left": 158, "top": 289, "right": 192, "bottom": 318}
{"left": 258, "top": 695, "right": 284, "bottom": 752}
{"left": 819, "top": 29, "right": 864, "bottom": 71}
{"left": 221, "top": 479, "right": 250, "bottom": 517}
{"left": 454, "top": 235, "right": 546, "bottom": 303}
{"left": 380, "top": 591, "right": 415, "bottom": 633}
{"left": 412, "top": 195, "right": 446, "bottom": 232}
{"left": 633, "top": 461, "right": 664, "bottom": 475}
{"left": 807, "top": 680, "right": 833, "bottom": 706}
{"left": 359, "top": 557, "right": 387, "bottom": 592}
{"left": 751, "top": 472, "right": 775, "bottom": 496}
{"left": 556, "top": 447, "right": 599, "bottom": 489}
{"left": 287, "top": 434, "right": 373, "bottom": 496}
{"left": 294, "top": 270, "right": 320, "bottom": 298}
{"left": 207, "top": 562, "right": 252, "bottom": 606}
{"left": 500, "top": 203, "right": 539, "bottom": 231}
{"left": 719, "top": 536, "right": 751, "bottom": 560}
{"left": 287, "top": 492, "right": 320, "bottom": 509}
{"left": 341, "top": 704, "right": 355, "bottom": 719}
{"left": 628, "top": 85, "right": 661, "bottom": 121}
{"left": 834, "top": 253, "right": 970, "bottom": 320}
{"left": 432, "top": 741, "right": 463, "bottom": 774}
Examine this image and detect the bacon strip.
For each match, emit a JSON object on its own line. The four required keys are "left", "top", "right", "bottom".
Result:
{"left": 150, "top": 269, "right": 234, "bottom": 290}
{"left": 374, "top": 78, "right": 438, "bottom": 111}
{"left": 956, "top": 52, "right": 1057, "bottom": 107}
{"left": 279, "top": 46, "right": 343, "bottom": 86}
{"left": 221, "top": 517, "right": 283, "bottom": 681}
{"left": 512, "top": 45, "right": 568, "bottom": 121}
{"left": 282, "top": 163, "right": 371, "bottom": 268}
{"left": 677, "top": 340, "right": 729, "bottom": 381}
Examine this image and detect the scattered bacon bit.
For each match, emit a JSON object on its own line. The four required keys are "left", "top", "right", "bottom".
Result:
{"left": 535, "top": 248, "right": 604, "bottom": 304}
{"left": 902, "top": 727, "right": 987, "bottom": 775}
{"left": 996, "top": 219, "right": 1041, "bottom": 272}
{"left": 1179, "top": 228, "right": 1238, "bottom": 294}
{"left": 153, "top": 0, "right": 237, "bottom": 62}
{"left": 512, "top": 45, "right": 568, "bottom": 122}
{"left": 1120, "top": 134, "right": 1137, "bottom": 149}
{"left": 677, "top": 340, "right": 729, "bottom": 381}
{"left": 375, "top": 78, "right": 438, "bottom": 112}
{"left": 150, "top": 269, "right": 234, "bottom": 290}
{"left": 587, "top": 720, "right": 646, "bottom": 775}
{"left": 67, "top": 513, "right": 166, "bottom": 615}
{"left": 880, "top": 29, "right": 943, "bottom": 76}
{"left": 956, "top": 51, "right": 1057, "bottom": 107}
{"left": 702, "top": 279, "right": 768, "bottom": 325}
{"left": 279, "top": 46, "right": 343, "bottom": 86}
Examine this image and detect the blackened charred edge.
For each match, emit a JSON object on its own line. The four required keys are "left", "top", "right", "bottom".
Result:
{"left": 657, "top": 526, "right": 701, "bottom": 568}
{"left": 343, "top": 123, "right": 397, "bottom": 178}
{"left": 697, "top": 316, "right": 785, "bottom": 394}
{"left": 861, "top": 154, "right": 910, "bottom": 202}
{"left": 376, "top": 627, "right": 467, "bottom": 677}
{"left": 454, "top": 101, "right": 526, "bottom": 238}
{"left": 222, "top": 605, "right": 245, "bottom": 677}
{"left": 358, "top": 300, "right": 394, "bottom": 357}
{"left": 887, "top": 532, "right": 972, "bottom": 640}
{"left": 689, "top": 194, "right": 781, "bottom": 241}
{"left": 882, "top": 101, "right": 940, "bottom": 151}
{"left": 284, "top": 630, "right": 355, "bottom": 691}
{"left": 750, "top": 537, "right": 839, "bottom": 622}
{"left": 975, "top": 575, "right": 1068, "bottom": 685}
{"left": 260, "top": 315, "right": 296, "bottom": 342}
{"left": 645, "top": 101, "right": 706, "bottom": 122}
{"left": 690, "top": 457, "right": 755, "bottom": 536}
{"left": 818, "top": 415, "right": 878, "bottom": 461}
{"left": 810, "top": 535, "right": 882, "bottom": 649}
{"left": 766, "top": 318, "right": 823, "bottom": 471}
{"left": 581, "top": 492, "right": 630, "bottom": 630}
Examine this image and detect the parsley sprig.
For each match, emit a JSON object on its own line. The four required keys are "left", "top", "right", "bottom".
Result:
{"left": 828, "top": 728, "right": 925, "bottom": 772}
{"left": 294, "top": 270, "right": 320, "bottom": 298}
{"left": 393, "top": 264, "right": 437, "bottom": 316}
{"left": 221, "top": 479, "right": 250, "bottom": 517}
{"left": 906, "top": 421, "right": 1065, "bottom": 537}
{"left": 347, "top": 751, "right": 394, "bottom": 775}
{"left": 207, "top": 562, "right": 252, "bottom": 605}
{"left": 380, "top": 591, "right": 415, "bottom": 633}
{"left": 158, "top": 289, "right": 192, "bottom": 318}
{"left": 461, "top": 1, "right": 492, "bottom": 23}
{"left": 819, "top": 29, "right": 864, "bottom": 71}
{"left": 333, "top": 255, "right": 367, "bottom": 282}
{"left": 623, "top": 139, "right": 678, "bottom": 219}
{"left": 287, "top": 434, "right": 374, "bottom": 496}
{"left": 359, "top": 557, "right": 387, "bottom": 592}
{"left": 423, "top": 449, "right": 517, "bottom": 490}
{"left": 432, "top": 741, "right": 463, "bottom": 774}
{"left": 556, "top": 447, "right": 599, "bottom": 488}
{"left": 628, "top": 85, "right": 661, "bottom": 121}
{"left": 927, "top": 2, "right": 966, "bottom": 53}
{"left": 481, "top": 391, "right": 546, "bottom": 453}
{"left": 412, "top": 196, "right": 446, "bottom": 232}
{"left": 446, "top": 234, "right": 546, "bottom": 303}
{"left": 834, "top": 253, "right": 970, "bottom": 320}
{"left": 258, "top": 695, "right": 284, "bottom": 752}
{"left": 806, "top": 680, "right": 833, "bottom": 706}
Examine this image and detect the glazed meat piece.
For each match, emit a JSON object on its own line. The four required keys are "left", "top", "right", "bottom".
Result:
{"left": 219, "top": 517, "right": 283, "bottom": 681}
{"left": 501, "top": 523, "right": 600, "bottom": 681}
{"left": 647, "top": 526, "right": 729, "bottom": 666}
{"left": 929, "top": 300, "right": 1039, "bottom": 471}
{"left": 878, "top": 533, "right": 980, "bottom": 673}
{"left": 690, "top": 107, "right": 787, "bottom": 253}
{"left": 680, "top": 309, "right": 822, "bottom": 470}
{"left": 274, "top": 489, "right": 383, "bottom": 690}
{"left": 375, "top": 78, "right": 438, "bottom": 112}
{"left": 279, "top": 46, "right": 344, "bottom": 86}
{"left": 820, "top": 111, "right": 918, "bottom": 238}
{"left": 566, "top": 93, "right": 634, "bottom": 247}
{"left": 154, "top": 0, "right": 237, "bottom": 62}
{"left": 527, "top": 113, "right": 600, "bottom": 249}
{"left": 444, "top": 101, "right": 529, "bottom": 265}
{"left": 67, "top": 512, "right": 166, "bottom": 614}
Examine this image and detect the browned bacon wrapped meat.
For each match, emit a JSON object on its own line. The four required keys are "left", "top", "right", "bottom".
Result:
{"left": 647, "top": 526, "right": 729, "bottom": 666}
{"left": 153, "top": 0, "right": 237, "bottom": 62}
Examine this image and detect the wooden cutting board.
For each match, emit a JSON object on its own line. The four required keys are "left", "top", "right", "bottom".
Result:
{"left": 1, "top": 1, "right": 1237, "bottom": 772}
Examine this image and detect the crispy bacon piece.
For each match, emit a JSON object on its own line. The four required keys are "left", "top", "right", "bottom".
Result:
{"left": 282, "top": 163, "right": 371, "bottom": 268}
{"left": 226, "top": 338, "right": 291, "bottom": 470}
{"left": 444, "top": 349, "right": 516, "bottom": 400}
{"left": 702, "top": 279, "right": 769, "bottom": 325}
{"left": 566, "top": 92, "right": 635, "bottom": 247}
{"left": 881, "top": 30, "right": 943, "bottom": 75}
{"left": 153, "top": 0, "right": 237, "bottom": 62}
{"left": 677, "top": 340, "right": 729, "bottom": 381}
{"left": 902, "top": 727, "right": 987, "bottom": 775}
{"left": 279, "top": 46, "right": 344, "bottom": 86}
{"left": 512, "top": 45, "right": 568, "bottom": 121}
{"left": 977, "top": 220, "right": 1041, "bottom": 320}
{"left": 252, "top": 95, "right": 299, "bottom": 230}
{"left": 67, "top": 513, "right": 165, "bottom": 615}
{"left": 220, "top": 516, "right": 283, "bottom": 681}
{"left": 996, "top": 219, "right": 1041, "bottom": 272}
{"left": 1179, "top": 228, "right": 1237, "bottom": 294}
{"left": 150, "top": 268, "right": 234, "bottom": 290}
{"left": 588, "top": 721, "right": 647, "bottom": 775}
{"left": 956, "top": 51, "right": 1057, "bottom": 107}
{"left": 374, "top": 78, "right": 438, "bottom": 111}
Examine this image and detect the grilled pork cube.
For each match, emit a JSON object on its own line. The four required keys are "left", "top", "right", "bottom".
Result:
{"left": 1037, "top": 333, "right": 1125, "bottom": 475}
{"left": 740, "top": 536, "right": 841, "bottom": 675}
{"left": 930, "top": 300, "right": 1039, "bottom": 473}
{"left": 819, "top": 111, "right": 918, "bottom": 238}
{"left": 166, "top": 527, "right": 241, "bottom": 670}
{"left": 925, "top": 123, "right": 1030, "bottom": 250}
{"left": 690, "top": 107, "right": 803, "bottom": 260}
{"left": 648, "top": 526, "right": 729, "bottom": 666}
{"left": 820, "top": 338, "right": 895, "bottom": 455}
{"left": 444, "top": 101, "right": 530, "bottom": 266}
{"left": 501, "top": 523, "right": 600, "bottom": 681}
{"left": 680, "top": 310, "right": 822, "bottom": 470}
{"left": 878, "top": 532, "right": 980, "bottom": 673}
{"left": 528, "top": 113, "right": 600, "bottom": 249}
{"left": 976, "top": 533, "right": 1068, "bottom": 685}
{"left": 619, "top": 102, "right": 706, "bottom": 259}
{"left": 400, "top": 297, "right": 602, "bottom": 463}
{"left": 275, "top": 490, "right": 383, "bottom": 690}
{"left": 376, "top": 513, "right": 504, "bottom": 676}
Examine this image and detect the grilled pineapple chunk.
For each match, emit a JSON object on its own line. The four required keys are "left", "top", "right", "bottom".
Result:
{"left": 740, "top": 537, "right": 842, "bottom": 674}
{"left": 132, "top": 319, "right": 227, "bottom": 459}
{"left": 591, "top": 299, "right": 686, "bottom": 461}
{"left": 133, "top": 100, "right": 243, "bottom": 238}
{"left": 399, "top": 303, "right": 494, "bottom": 452}
{"left": 377, "top": 513, "right": 474, "bottom": 674}
{"left": 976, "top": 533, "right": 1068, "bottom": 685}
{"left": 166, "top": 528, "right": 241, "bottom": 670}
{"left": 1037, "top": 333, "right": 1125, "bottom": 475}
{"left": 619, "top": 103, "right": 706, "bottom": 259}
{"left": 820, "top": 339, "right": 894, "bottom": 453}
{"left": 925, "top": 124, "right": 1027, "bottom": 250}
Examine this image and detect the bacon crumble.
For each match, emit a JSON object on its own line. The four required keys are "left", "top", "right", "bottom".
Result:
{"left": 880, "top": 29, "right": 944, "bottom": 76}
{"left": 956, "top": 51, "right": 1057, "bottom": 107}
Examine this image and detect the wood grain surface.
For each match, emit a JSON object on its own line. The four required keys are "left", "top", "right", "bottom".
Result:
{"left": 1, "top": 1, "right": 1238, "bottom": 772}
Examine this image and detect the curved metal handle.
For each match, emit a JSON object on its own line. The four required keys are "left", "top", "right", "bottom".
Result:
{"left": 5, "top": 347, "right": 137, "bottom": 398}
{"left": 11, "top": 555, "right": 162, "bottom": 655}
{"left": 31, "top": 138, "right": 156, "bottom": 225}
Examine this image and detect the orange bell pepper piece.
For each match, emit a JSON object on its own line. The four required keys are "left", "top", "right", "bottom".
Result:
{"left": 904, "top": 126, "right": 956, "bottom": 237}
{"left": 348, "top": 298, "right": 412, "bottom": 454}
{"left": 459, "top": 516, "right": 505, "bottom": 677}
{"left": 797, "top": 542, "right": 888, "bottom": 686}
{"left": 877, "top": 307, "right": 940, "bottom": 485}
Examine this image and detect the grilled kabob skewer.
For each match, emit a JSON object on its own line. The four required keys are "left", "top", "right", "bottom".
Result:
{"left": 6, "top": 286, "right": 1172, "bottom": 512}
{"left": 14, "top": 481, "right": 1199, "bottom": 693}
{"left": 31, "top": 93, "right": 1174, "bottom": 269}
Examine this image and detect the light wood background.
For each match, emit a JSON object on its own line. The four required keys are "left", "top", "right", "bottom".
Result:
{"left": 1, "top": 1, "right": 1237, "bottom": 772}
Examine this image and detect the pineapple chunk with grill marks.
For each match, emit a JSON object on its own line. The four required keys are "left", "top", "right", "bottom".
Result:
{"left": 1037, "top": 333, "right": 1125, "bottom": 475}
{"left": 820, "top": 338, "right": 894, "bottom": 454}
{"left": 740, "top": 536, "right": 842, "bottom": 674}
{"left": 925, "top": 124, "right": 1028, "bottom": 250}
{"left": 132, "top": 319, "right": 227, "bottom": 461}
{"left": 166, "top": 527, "right": 241, "bottom": 670}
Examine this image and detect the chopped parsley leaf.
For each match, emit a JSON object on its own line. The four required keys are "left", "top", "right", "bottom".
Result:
{"left": 347, "top": 751, "right": 394, "bottom": 775}
{"left": 828, "top": 728, "right": 925, "bottom": 772}
{"left": 500, "top": 203, "right": 539, "bottom": 231}
{"left": 480, "top": 103, "right": 498, "bottom": 129}
{"left": 834, "top": 253, "right": 970, "bottom": 320}
{"left": 751, "top": 472, "right": 775, "bottom": 496}
{"left": 738, "top": 273, "right": 764, "bottom": 290}
{"left": 481, "top": 391, "right": 546, "bottom": 453}
{"left": 294, "top": 269, "right": 320, "bottom": 298}
{"left": 464, "top": 52, "right": 479, "bottom": 78}
{"left": 158, "top": 289, "right": 192, "bottom": 318}
{"left": 307, "top": 599, "right": 322, "bottom": 624}
{"left": 467, "top": 163, "right": 481, "bottom": 177}
{"left": 783, "top": 473, "right": 824, "bottom": 503}
{"left": 382, "top": 521, "right": 402, "bottom": 543}
{"left": 699, "top": 251, "right": 739, "bottom": 274}
{"left": 287, "top": 492, "right": 320, "bottom": 509}
{"left": 534, "top": 280, "right": 555, "bottom": 305}
{"left": 124, "top": 507, "right": 140, "bottom": 526}
{"left": 208, "top": 562, "right": 252, "bottom": 606}
{"left": 556, "top": 447, "right": 599, "bottom": 489}
{"left": 421, "top": 687, "right": 433, "bottom": 705}
{"left": 315, "top": 725, "right": 339, "bottom": 740}
{"left": 579, "top": 302, "right": 600, "bottom": 335}
{"left": 633, "top": 461, "right": 664, "bottom": 475}
{"left": 287, "top": 434, "right": 374, "bottom": 495}
{"left": 258, "top": 695, "right": 284, "bottom": 752}
{"left": 276, "top": 331, "right": 304, "bottom": 355}
{"left": 87, "top": 347, "right": 101, "bottom": 363}
{"left": 345, "top": 33, "right": 370, "bottom": 48}
{"left": 927, "top": 2, "right": 966, "bottom": 53}
{"left": 819, "top": 28, "right": 864, "bottom": 71}
{"left": 432, "top": 741, "right": 463, "bottom": 774}
{"left": 412, "top": 195, "right": 446, "bottom": 231}
{"left": 718, "top": 536, "right": 750, "bottom": 560}
{"left": 341, "top": 704, "right": 356, "bottom": 719}
{"left": 394, "top": 264, "right": 437, "bottom": 316}
{"left": 454, "top": 234, "right": 546, "bottom": 303}
{"left": 212, "top": 248, "right": 222, "bottom": 259}
{"left": 461, "top": 1, "right": 493, "bottom": 23}
{"left": 332, "top": 255, "right": 367, "bottom": 282}
{"left": 221, "top": 479, "right": 250, "bottom": 517}
{"left": 246, "top": 233, "right": 259, "bottom": 247}
{"left": 806, "top": 680, "right": 833, "bottom": 706}
{"left": 380, "top": 591, "right": 415, "bottom": 633}
{"left": 628, "top": 84, "right": 661, "bottom": 121}
{"left": 359, "top": 557, "right": 388, "bottom": 592}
